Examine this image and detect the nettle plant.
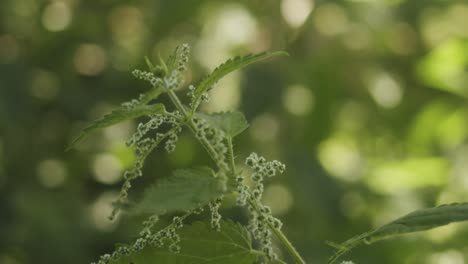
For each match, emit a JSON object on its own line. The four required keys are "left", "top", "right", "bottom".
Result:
{"left": 70, "top": 44, "right": 468, "bottom": 264}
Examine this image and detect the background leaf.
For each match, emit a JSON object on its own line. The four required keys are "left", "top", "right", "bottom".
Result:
{"left": 113, "top": 221, "right": 260, "bottom": 264}
{"left": 134, "top": 167, "right": 227, "bottom": 215}
{"left": 192, "top": 51, "right": 288, "bottom": 110}
{"left": 329, "top": 203, "right": 468, "bottom": 263}
{"left": 67, "top": 104, "right": 165, "bottom": 150}
{"left": 197, "top": 111, "right": 249, "bottom": 138}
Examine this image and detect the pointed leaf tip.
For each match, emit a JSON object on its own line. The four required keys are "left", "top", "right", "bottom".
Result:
{"left": 192, "top": 50, "right": 287, "bottom": 111}
{"left": 67, "top": 103, "right": 165, "bottom": 151}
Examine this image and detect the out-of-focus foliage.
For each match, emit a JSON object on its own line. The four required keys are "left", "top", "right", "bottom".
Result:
{"left": 1, "top": 0, "right": 468, "bottom": 263}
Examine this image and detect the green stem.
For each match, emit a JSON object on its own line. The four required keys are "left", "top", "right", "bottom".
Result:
{"left": 226, "top": 137, "right": 236, "bottom": 175}
{"left": 247, "top": 198, "right": 305, "bottom": 264}
{"left": 167, "top": 90, "right": 219, "bottom": 162}
{"left": 167, "top": 89, "right": 306, "bottom": 264}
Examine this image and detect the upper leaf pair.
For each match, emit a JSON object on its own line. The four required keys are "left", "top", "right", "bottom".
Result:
{"left": 67, "top": 49, "right": 287, "bottom": 150}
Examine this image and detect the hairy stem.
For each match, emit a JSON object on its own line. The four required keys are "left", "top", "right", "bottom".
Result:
{"left": 227, "top": 134, "right": 306, "bottom": 264}
{"left": 167, "top": 90, "right": 219, "bottom": 162}
{"left": 247, "top": 198, "right": 305, "bottom": 264}
{"left": 226, "top": 137, "right": 236, "bottom": 175}
{"left": 167, "top": 89, "right": 306, "bottom": 264}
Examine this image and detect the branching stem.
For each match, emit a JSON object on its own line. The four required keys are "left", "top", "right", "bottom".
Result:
{"left": 167, "top": 89, "right": 306, "bottom": 264}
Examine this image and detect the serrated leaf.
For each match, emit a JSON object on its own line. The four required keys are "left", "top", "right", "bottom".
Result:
{"left": 134, "top": 167, "right": 227, "bottom": 215}
{"left": 197, "top": 111, "right": 249, "bottom": 138}
{"left": 192, "top": 51, "right": 288, "bottom": 111}
{"left": 328, "top": 203, "right": 468, "bottom": 263}
{"left": 67, "top": 104, "right": 165, "bottom": 150}
{"left": 113, "top": 221, "right": 261, "bottom": 264}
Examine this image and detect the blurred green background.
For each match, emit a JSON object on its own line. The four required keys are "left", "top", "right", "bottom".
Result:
{"left": 1, "top": 0, "right": 468, "bottom": 263}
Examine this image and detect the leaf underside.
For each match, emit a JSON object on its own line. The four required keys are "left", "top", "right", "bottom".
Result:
{"left": 192, "top": 51, "right": 288, "bottom": 109}
{"left": 197, "top": 111, "right": 249, "bottom": 138}
{"left": 113, "top": 221, "right": 259, "bottom": 264}
{"left": 133, "top": 167, "right": 227, "bottom": 215}
{"left": 328, "top": 203, "right": 468, "bottom": 263}
{"left": 67, "top": 103, "right": 165, "bottom": 150}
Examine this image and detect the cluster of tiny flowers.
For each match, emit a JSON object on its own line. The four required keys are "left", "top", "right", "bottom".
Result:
{"left": 132, "top": 69, "right": 162, "bottom": 87}
{"left": 109, "top": 114, "right": 183, "bottom": 220}
{"left": 187, "top": 85, "right": 195, "bottom": 103}
{"left": 237, "top": 153, "right": 286, "bottom": 261}
{"left": 160, "top": 44, "right": 190, "bottom": 91}
{"left": 187, "top": 84, "right": 210, "bottom": 106}
{"left": 126, "top": 114, "right": 165, "bottom": 147}
{"left": 193, "top": 117, "right": 229, "bottom": 171}
{"left": 92, "top": 213, "right": 190, "bottom": 264}
{"left": 209, "top": 196, "right": 223, "bottom": 231}
{"left": 163, "top": 70, "right": 183, "bottom": 90}
{"left": 175, "top": 44, "right": 190, "bottom": 73}
{"left": 162, "top": 112, "right": 182, "bottom": 153}
{"left": 121, "top": 98, "right": 141, "bottom": 110}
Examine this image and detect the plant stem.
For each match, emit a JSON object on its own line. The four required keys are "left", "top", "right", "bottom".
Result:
{"left": 167, "top": 90, "right": 219, "bottom": 162}
{"left": 247, "top": 198, "right": 305, "bottom": 264}
{"left": 167, "top": 89, "right": 306, "bottom": 264}
{"left": 226, "top": 137, "right": 236, "bottom": 175}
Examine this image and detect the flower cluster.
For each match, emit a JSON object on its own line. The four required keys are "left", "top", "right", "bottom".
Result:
{"left": 193, "top": 117, "right": 229, "bottom": 171}
{"left": 175, "top": 44, "right": 190, "bottom": 73}
{"left": 92, "top": 212, "right": 190, "bottom": 264}
{"left": 236, "top": 153, "right": 286, "bottom": 261}
{"left": 132, "top": 69, "right": 162, "bottom": 87}
{"left": 209, "top": 196, "right": 223, "bottom": 231}
{"left": 109, "top": 112, "right": 183, "bottom": 220}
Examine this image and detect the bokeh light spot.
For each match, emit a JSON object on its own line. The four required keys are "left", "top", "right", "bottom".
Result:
{"left": 417, "top": 38, "right": 468, "bottom": 97}
{"left": 37, "top": 159, "right": 67, "bottom": 188}
{"left": 367, "top": 157, "right": 449, "bottom": 194}
{"left": 89, "top": 191, "right": 120, "bottom": 231}
{"left": 42, "top": 2, "right": 72, "bottom": 32}
{"left": 250, "top": 113, "right": 280, "bottom": 143}
{"left": 428, "top": 250, "right": 464, "bottom": 264}
{"left": 318, "top": 135, "right": 364, "bottom": 181}
{"left": 73, "top": 44, "right": 107, "bottom": 76}
{"left": 196, "top": 4, "right": 259, "bottom": 68}
{"left": 313, "top": 3, "right": 348, "bottom": 36}
{"left": 92, "top": 154, "right": 123, "bottom": 185}
{"left": 365, "top": 71, "right": 403, "bottom": 109}
{"left": 281, "top": 0, "right": 314, "bottom": 28}
{"left": 283, "top": 84, "right": 315, "bottom": 115}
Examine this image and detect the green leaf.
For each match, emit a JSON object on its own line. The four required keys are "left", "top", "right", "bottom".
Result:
{"left": 138, "top": 87, "right": 163, "bottom": 105}
{"left": 67, "top": 104, "right": 165, "bottom": 150}
{"left": 192, "top": 51, "right": 288, "bottom": 111}
{"left": 113, "top": 221, "right": 261, "bottom": 264}
{"left": 328, "top": 203, "right": 468, "bottom": 263}
{"left": 134, "top": 167, "right": 227, "bottom": 215}
{"left": 197, "top": 111, "right": 249, "bottom": 138}
{"left": 145, "top": 56, "right": 157, "bottom": 73}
